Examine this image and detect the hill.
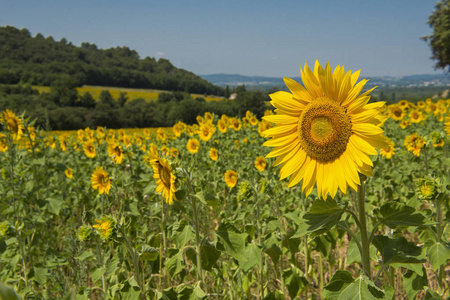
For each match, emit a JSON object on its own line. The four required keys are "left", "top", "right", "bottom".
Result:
{"left": 0, "top": 25, "right": 223, "bottom": 95}
{"left": 200, "top": 73, "right": 450, "bottom": 89}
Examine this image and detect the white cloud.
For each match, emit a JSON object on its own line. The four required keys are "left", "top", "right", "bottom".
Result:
{"left": 155, "top": 51, "right": 165, "bottom": 58}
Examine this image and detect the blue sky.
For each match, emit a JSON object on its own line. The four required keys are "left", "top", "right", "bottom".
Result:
{"left": 0, "top": 0, "right": 441, "bottom": 77}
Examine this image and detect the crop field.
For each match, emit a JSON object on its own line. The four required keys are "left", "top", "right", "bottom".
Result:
{"left": 32, "top": 86, "right": 224, "bottom": 102}
{"left": 1, "top": 83, "right": 450, "bottom": 298}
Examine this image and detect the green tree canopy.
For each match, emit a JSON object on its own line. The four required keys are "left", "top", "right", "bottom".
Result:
{"left": 422, "top": 0, "right": 450, "bottom": 72}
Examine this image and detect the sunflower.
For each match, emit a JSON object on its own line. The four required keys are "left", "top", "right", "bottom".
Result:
{"left": 107, "top": 142, "right": 124, "bottom": 164}
{"left": 379, "top": 138, "right": 395, "bottom": 159}
{"left": 91, "top": 167, "right": 112, "bottom": 195}
{"left": 92, "top": 216, "right": 116, "bottom": 241}
{"left": 170, "top": 147, "right": 180, "bottom": 158}
{"left": 173, "top": 121, "right": 186, "bottom": 138}
{"left": 204, "top": 112, "right": 214, "bottom": 123}
{"left": 1, "top": 109, "right": 24, "bottom": 141}
{"left": 209, "top": 147, "right": 219, "bottom": 161}
{"left": 0, "top": 133, "right": 8, "bottom": 152}
{"left": 399, "top": 120, "right": 411, "bottom": 129}
{"left": 198, "top": 123, "right": 216, "bottom": 142}
{"left": 83, "top": 141, "right": 96, "bottom": 158}
{"left": 445, "top": 116, "right": 450, "bottom": 136}
{"left": 254, "top": 156, "right": 267, "bottom": 172}
{"left": 65, "top": 168, "right": 74, "bottom": 179}
{"left": 430, "top": 132, "right": 445, "bottom": 148}
{"left": 417, "top": 101, "right": 426, "bottom": 109}
{"left": 150, "top": 155, "right": 177, "bottom": 205}
{"left": 404, "top": 133, "right": 425, "bottom": 157}
{"left": 187, "top": 138, "right": 200, "bottom": 154}
{"left": 229, "top": 118, "right": 242, "bottom": 131}
{"left": 263, "top": 61, "right": 387, "bottom": 198}
{"left": 224, "top": 170, "right": 238, "bottom": 188}
{"left": 217, "top": 119, "right": 228, "bottom": 133}
{"left": 388, "top": 104, "right": 405, "bottom": 121}
{"left": 408, "top": 110, "right": 424, "bottom": 123}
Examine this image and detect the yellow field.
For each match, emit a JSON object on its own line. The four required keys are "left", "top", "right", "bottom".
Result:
{"left": 32, "top": 85, "right": 224, "bottom": 102}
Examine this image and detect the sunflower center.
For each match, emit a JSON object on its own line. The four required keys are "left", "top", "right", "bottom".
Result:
{"left": 298, "top": 97, "right": 352, "bottom": 163}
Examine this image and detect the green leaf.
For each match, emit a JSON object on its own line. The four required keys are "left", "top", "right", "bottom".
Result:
{"left": 75, "top": 250, "right": 95, "bottom": 262}
{"left": 390, "top": 263, "right": 424, "bottom": 276}
{"left": 190, "top": 282, "right": 207, "bottom": 300}
{"left": 292, "top": 198, "right": 344, "bottom": 238}
{"left": 215, "top": 222, "right": 246, "bottom": 261}
{"left": 120, "top": 282, "right": 141, "bottom": 300}
{"left": 106, "top": 256, "right": 121, "bottom": 278}
{"left": 323, "top": 270, "right": 384, "bottom": 300}
{"left": 165, "top": 250, "right": 185, "bottom": 278}
{"left": 424, "top": 288, "right": 443, "bottom": 299}
{"left": 426, "top": 242, "right": 450, "bottom": 271}
{"left": 46, "top": 197, "right": 63, "bottom": 215}
{"left": 382, "top": 285, "right": 394, "bottom": 300}
{"left": 372, "top": 236, "right": 425, "bottom": 265}
{"left": 173, "top": 221, "right": 195, "bottom": 249}
{"left": 32, "top": 267, "right": 48, "bottom": 285}
{"left": 379, "top": 202, "right": 428, "bottom": 228}
{"left": 0, "top": 282, "right": 19, "bottom": 300}
{"left": 139, "top": 245, "right": 159, "bottom": 261}
{"left": 403, "top": 268, "right": 428, "bottom": 300}
{"left": 264, "top": 233, "right": 282, "bottom": 265}
{"left": 239, "top": 243, "right": 262, "bottom": 273}
{"left": 200, "top": 241, "right": 221, "bottom": 271}
{"left": 282, "top": 267, "right": 308, "bottom": 298}
{"left": 90, "top": 267, "right": 106, "bottom": 283}
{"left": 157, "top": 287, "right": 178, "bottom": 300}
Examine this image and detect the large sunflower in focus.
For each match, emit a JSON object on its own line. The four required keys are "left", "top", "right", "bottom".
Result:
{"left": 150, "top": 155, "right": 177, "bottom": 205}
{"left": 263, "top": 61, "right": 387, "bottom": 199}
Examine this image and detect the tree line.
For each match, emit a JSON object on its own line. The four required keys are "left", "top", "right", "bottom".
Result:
{"left": 0, "top": 25, "right": 223, "bottom": 95}
{"left": 0, "top": 84, "right": 269, "bottom": 130}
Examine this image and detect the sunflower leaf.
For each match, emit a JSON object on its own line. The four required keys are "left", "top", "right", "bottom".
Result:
{"left": 426, "top": 242, "right": 450, "bottom": 271}
{"left": 378, "top": 202, "right": 429, "bottom": 228}
{"left": 323, "top": 271, "right": 384, "bottom": 299}
{"left": 291, "top": 198, "right": 344, "bottom": 238}
{"left": 372, "top": 236, "right": 426, "bottom": 265}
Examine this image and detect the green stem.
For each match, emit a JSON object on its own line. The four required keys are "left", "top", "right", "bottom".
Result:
{"left": 317, "top": 254, "right": 324, "bottom": 300}
{"left": 423, "top": 146, "right": 429, "bottom": 175}
{"left": 357, "top": 181, "right": 371, "bottom": 279}
{"left": 191, "top": 193, "right": 204, "bottom": 285}
{"left": 254, "top": 188, "right": 264, "bottom": 299}
{"left": 435, "top": 195, "right": 444, "bottom": 292}
{"left": 159, "top": 196, "right": 168, "bottom": 289}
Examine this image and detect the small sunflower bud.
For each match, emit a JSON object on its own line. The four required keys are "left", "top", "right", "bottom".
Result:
{"left": 416, "top": 177, "right": 439, "bottom": 200}
{"left": 0, "top": 221, "right": 11, "bottom": 237}
{"left": 77, "top": 225, "right": 93, "bottom": 242}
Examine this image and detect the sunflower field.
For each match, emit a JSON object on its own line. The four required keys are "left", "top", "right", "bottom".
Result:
{"left": 0, "top": 62, "right": 450, "bottom": 300}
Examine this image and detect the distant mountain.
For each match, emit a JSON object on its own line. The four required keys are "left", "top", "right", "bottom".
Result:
{"left": 200, "top": 73, "right": 450, "bottom": 89}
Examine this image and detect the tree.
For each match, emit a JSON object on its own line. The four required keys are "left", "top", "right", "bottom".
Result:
{"left": 422, "top": 0, "right": 450, "bottom": 72}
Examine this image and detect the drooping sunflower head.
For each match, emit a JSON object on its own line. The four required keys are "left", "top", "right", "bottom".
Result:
{"left": 150, "top": 155, "right": 177, "bottom": 205}
{"left": 224, "top": 170, "right": 238, "bottom": 188}
{"left": 262, "top": 61, "right": 387, "bottom": 199}
{"left": 1, "top": 109, "right": 24, "bottom": 141}
{"left": 209, "top": 147, "right": 219, "bottom": 161}
{"left": 91, "top": 166, "right": 112, "bottom": 195}
{"left": 186, "top": 138, "right": 200, "bottom": 154}
{"left": 254, "top": 156, "right": 267, "bottom": 172}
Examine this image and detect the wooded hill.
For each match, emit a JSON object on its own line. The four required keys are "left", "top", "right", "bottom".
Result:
{"left": 0, "top": 25, "right": 223, "bottom": 95}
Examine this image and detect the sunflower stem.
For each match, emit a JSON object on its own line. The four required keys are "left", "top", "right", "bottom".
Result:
{"left": 159, "top": 195, "right": 168, "bottom": 289}
{"left": 357, "top": 180, "right": 371, "bottom": 279}
{"left": 191, "top": 192, "right": 204, "bottom": 286}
